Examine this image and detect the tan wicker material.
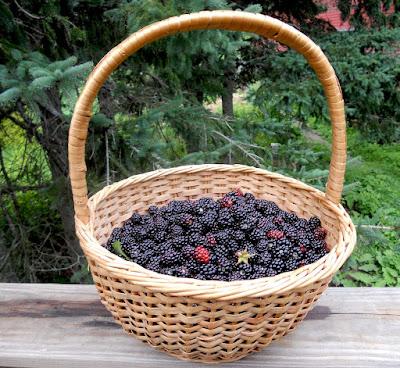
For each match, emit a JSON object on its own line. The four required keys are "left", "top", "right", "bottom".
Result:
{"left": 68, "top": 11, "right": 356, "bottom": 363}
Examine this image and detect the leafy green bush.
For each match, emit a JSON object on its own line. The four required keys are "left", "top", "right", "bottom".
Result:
{"left": 250, "top": 28, "right": 400, "bottom": 143}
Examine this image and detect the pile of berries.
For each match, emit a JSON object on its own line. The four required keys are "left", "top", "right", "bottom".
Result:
{"left": 104, "top": 189, "right": 329, "bottom": 281}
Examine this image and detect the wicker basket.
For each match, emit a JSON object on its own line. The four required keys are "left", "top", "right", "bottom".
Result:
{"left": 68, "top": 11, "right": 356, "bottom": 363}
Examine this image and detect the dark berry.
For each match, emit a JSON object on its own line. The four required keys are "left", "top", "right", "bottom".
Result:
{"left": 314, "top": 227, "right": 327, "bottom": 240}
{"left": 308, "top": 216, "right": 322, "bottom": 229}
{"left": 106, "top": 190, "right": 327, "bottom": 281}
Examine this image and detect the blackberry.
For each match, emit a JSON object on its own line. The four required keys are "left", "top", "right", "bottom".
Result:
{"left": 239, "top": 215, "right": 258, "bottom": 232}
{"left": 217, "top": 208, "right": 235, "bottom": 228}
{"left": 265, "top": 268, "right": 278, "bottom": 277}
{"left": 252, "top": 265, "right": 268, "bottom": 279}
{"left": 304, "top": 251, "right": 322, "bottom": 264}
{"left": 188, "top": 232, "right": 204, "bottom": 246}
{"left": 169, "top": 224, "right": 184, "bottom": 237}
{"left": 188, "top": 221, "right": 203, "bottom": 234}
{"left": 106, "top": 190, "right": 328, "bottom": 282}
{"left": 175, "top": 200, "right": 193, "bottom": 214}
{"left": 296, "top": 218, "right": 308, "bottom": 229}
{"left": 173, "top": 235, "right": 188, "bottom": 249}
{"left": 176, "top": 265, "right": 190, "bottom": 278}
{"left": 227, "top": 239, "right": 240, "bottom": 253}
{"left": 213, "top": 244, "right": 229, "bottom": 258}
{"left": 161, "top": 267, "right": 176, "bottom": 276}
{"left": 255, "top": 199, "right": 272, "bottom": 213}
{"left": 182, "top": 245, "right": 195, "bottom": 258}
{"left": 273, "top": 215, "right": 284, "bottom": 227}
{"left": 215, "top": 229, "right": 230, "bottom": 245}
{"left": 179, "top": 213, "right": 194, "bottom": 227}
{"left": 146, "top": 259, "right": 161, "bottom": 273}
{"left": 285, "top": 257, "right": 300, "bottom": 272}
{"left": 232, "top": 205, "right": 249, "bottom": 221}
{"left": 296, "top": 230, "right": 311, "bottom": 247}
{"left": 121, "top": 242, "right": 138, "bottom": 256}
{"left": 185, "top": 258, "right": 201, "bottom": 275}
{"left": 314, "top": 227, "right": 327, "bottom": 240}
{"left": 313, "top": 239, "right": 329, "bottom": 253}
{"left": 161, "top": 250, "right": 181, "bottom": 266}
{"left": 259, "top": 251, "right": 272, "bottom": 267}
{"left": 107, "top": 227, "right": 122, "bottom": 245}
{"left": 153, "top": 216, "right": 168, "bottom": 231}
{"left": 270, "top": 258, "right": 285, "bottom": 273}
{"left": 281, "top": 224, "right": 298, "bottom": 240}
{"left": 200, "top": 264, "right": 219, "bottom": 279}
{"left": 229, "top": 271, "right": 244, "bottom": 281}
{"left": 216, "top": 257, "right": 233, "bottom": 275}
{"left": 264, "top": 202, "right": 280, "bottom": 216}
{"left": 132, "top": 225, "right": 147, "bottom": 240}
{"left": 284, "top": 212, "right": 298, "bottom": 224}
{"left": 275, "top": 239, "right": 292, "bottom": 259}
{"left": 236, "top": 263, "right": 253, "bottom": 277}
{"left": 308, "top": 216, "right": 321, "bottom": 230}
{"left": 206, "top": 233, "right": 217, "bottom": 246}
{"left": 153, "top": 231, "right": 167, "bottom": 243}
{"left": 244, "top": 192, "right": 255, "bottom": 202}
{"left": 129, "top": 213, "right": 143, "bottom": 225}
{"left": 148, "top": 205, "right": 159, "bottom": 216}
{"left": 135, "top": 249, "right": 155, "bottom": 266}
{"left": 256, "top": 239, "right": 270, "bottom": 253}
{"left": 249, "top": 228, "right": 265, "bottom": 242}
{"left": 233, "top": 230, "right": 246, "bottom": 242}
{"left": 257, "top": 217, "right": 275, "bottom": 232}
{"left": 199, "top": 210, "right": 218, "bottom": 229}
{"left": 196, "top": 197, "right": 219, "bottom": 210}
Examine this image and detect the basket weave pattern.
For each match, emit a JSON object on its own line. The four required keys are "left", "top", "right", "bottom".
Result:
{"left": 69, "top": 11, "right": 356, "bottom": 363}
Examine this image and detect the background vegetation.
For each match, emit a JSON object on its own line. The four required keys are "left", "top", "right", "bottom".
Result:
{"left": 0, "top": 0, "right": 399, "bottom": 285}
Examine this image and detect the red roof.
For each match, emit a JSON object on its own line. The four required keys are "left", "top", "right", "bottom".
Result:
{"left": 317, "top": 0, "right": 395, "bottom": 30}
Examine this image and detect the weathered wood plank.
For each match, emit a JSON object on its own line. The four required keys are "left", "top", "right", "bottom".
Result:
{"left": 0, "top": 284, "right": 399, "bottom": 368}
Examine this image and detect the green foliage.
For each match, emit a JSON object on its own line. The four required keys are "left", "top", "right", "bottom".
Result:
{"left": 112, "top": 240, "right": 128, "bottom": 260}
{"left": 105, "top": 0, "right": 253, "bottom": 102}
{"left": 333, "top": 235, "right": 400, "bottom": 287}
{"left": 251, "top": 28, "right": 400, "bottom": 143}
{"left": 338, "top": 0, "right": 400, "bottom": 29}
{"left": 0, "top": 50, "right": 92, "bottom": 115}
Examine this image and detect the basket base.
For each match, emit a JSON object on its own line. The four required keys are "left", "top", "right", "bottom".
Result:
{"left": 92, "top": 271, "right": 330, "bottom": 363}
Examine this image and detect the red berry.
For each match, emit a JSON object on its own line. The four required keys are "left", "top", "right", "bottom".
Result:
{"left": 234, "top": 188, "right": 244, "bottom": 197}
{"left": 299, "top": 244, "right": 306, "bottom": 253}
{"left": 267, "top": 230, "right": 285, "bottom": 240}
{"left": 220, "top": 197, "right": 233, "bottom": 208}
{"left": 314, "top": 227, "right": 327, "bottom": 240}
{"left": 194, "top": 246, "right": 210, "bottom": 264}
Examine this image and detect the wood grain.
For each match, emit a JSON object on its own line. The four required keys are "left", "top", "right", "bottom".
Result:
{"left": 0, "top": 284, "right": 399, "bottom": 368}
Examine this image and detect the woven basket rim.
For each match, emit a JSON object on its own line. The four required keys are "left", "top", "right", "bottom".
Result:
{"left": 77, "top": 164, "right": 356, "bottom": 300}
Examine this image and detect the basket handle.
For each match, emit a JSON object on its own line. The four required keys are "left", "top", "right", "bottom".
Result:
{"left": 69, "top": 10, "right": 347, "bottom": 224}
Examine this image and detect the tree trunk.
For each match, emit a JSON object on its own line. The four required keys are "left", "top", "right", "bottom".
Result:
{"left": 47, "top": 159, "right": 82, "bottom": 259}
{"left": 39, "top": 89, "right": 82, "bottom": 261}
{"left": 222, "top": 74, "right": 235, "bottom": 118}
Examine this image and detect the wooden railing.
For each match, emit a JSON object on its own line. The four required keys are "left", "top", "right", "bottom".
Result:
{"left": 0, "top": 284, "right": 399, "bottom": 367}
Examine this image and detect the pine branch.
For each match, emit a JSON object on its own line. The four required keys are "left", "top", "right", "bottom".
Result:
{"left": 14, "top": 0, "right": 45, "bottom": 19}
